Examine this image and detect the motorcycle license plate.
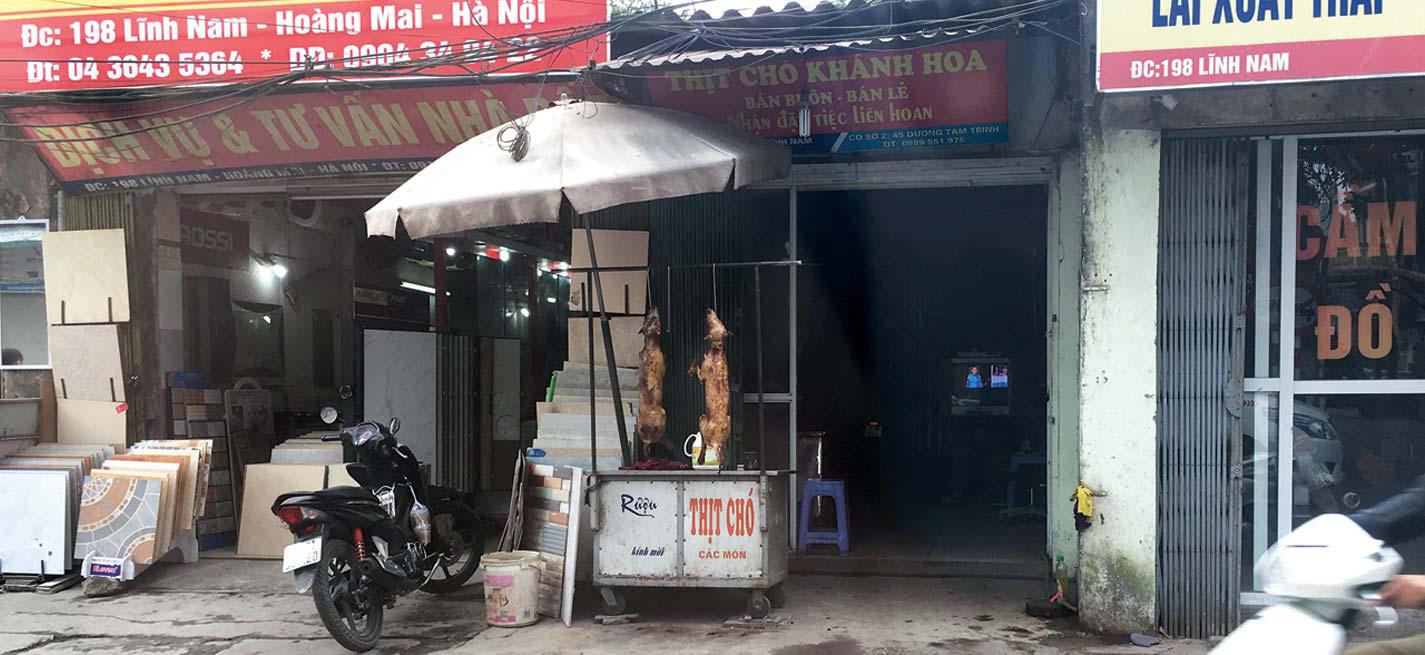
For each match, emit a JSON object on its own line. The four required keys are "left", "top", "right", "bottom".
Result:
{"left": 282, "top": 537, "right": 323, "bottom": 573}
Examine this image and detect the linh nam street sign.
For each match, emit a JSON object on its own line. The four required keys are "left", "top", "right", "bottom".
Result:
{"left": 1097, "top": 0, "right": 1423, "bottom": 92}
{"left": 0, "top": 0, "right": 608, "bottom": 93}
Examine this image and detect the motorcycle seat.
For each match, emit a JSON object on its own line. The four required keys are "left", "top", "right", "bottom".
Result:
{"left": 312, "top": 486, "right": 379, "bottom": 501}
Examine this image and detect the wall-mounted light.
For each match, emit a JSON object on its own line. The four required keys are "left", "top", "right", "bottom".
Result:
{"left": 400, "top": 281, "right": 437, "bottom": 295}
{"left": 445, "top": 245, "right": 458, "bottom": 257}
{"left": 254, "top": 254, "right": 288, "bottom": 279}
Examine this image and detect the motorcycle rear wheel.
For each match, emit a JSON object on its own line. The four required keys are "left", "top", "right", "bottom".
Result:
{"left": 421, "top": 502, "right": 484, "bottom": 595}
{"left": 313, "top": 538, "right": 385, "bottom": 652}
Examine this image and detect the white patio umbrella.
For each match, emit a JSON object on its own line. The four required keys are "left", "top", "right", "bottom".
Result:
{"left": 365, "top": 99, "right": 791, "bottom": 240}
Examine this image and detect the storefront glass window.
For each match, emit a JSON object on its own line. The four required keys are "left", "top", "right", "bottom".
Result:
{"left": 0, "top": 220, "right": 48, "bottom": 367}
{"left": 1245, "top": 133, "right": 1425, "bottom": 591}
{"left": 1294, "top": 137, "right": 1424, "bottom": 380}
{"left": 1286, "top": 395, "right": 1425, "bottom": 571}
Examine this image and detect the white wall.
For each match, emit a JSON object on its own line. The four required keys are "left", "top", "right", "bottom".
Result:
{"left": 1078, "top": 127, "right": 1160, "bottom": 633}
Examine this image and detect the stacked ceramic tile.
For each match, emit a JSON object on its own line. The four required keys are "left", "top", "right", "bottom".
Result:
{"left": 0, "top": 443, "right": 112, "bottom": 575}
{"left": 71, "top": 440, "right": 213, "bottom": 569}
{"left": 529, "top": 360, "right": 639, "bottom": 472}
{"left": 236, "top": 462, "right": 358, "bottom": 559}
{"left": 43, "top": 229, "right": 132, "bottom": 449}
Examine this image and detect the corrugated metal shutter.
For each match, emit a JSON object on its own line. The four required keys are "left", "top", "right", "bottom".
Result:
{"left": 1157, "top": 139, "right": 1250, "bottom": 637}
{"left": 437, "top": 334, "right": 477, "bottom": 492}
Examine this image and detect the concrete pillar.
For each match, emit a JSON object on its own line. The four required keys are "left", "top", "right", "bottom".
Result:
{"left": 1077, "top": 125, "right": 1161, "bottom": 633}
{"left": 1048, "top": 150, "right": 1083, "bottom": 573}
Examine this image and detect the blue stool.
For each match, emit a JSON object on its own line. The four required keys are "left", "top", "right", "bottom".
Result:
{"left": 798, "top": 479, "right": 849, "bottom": 556}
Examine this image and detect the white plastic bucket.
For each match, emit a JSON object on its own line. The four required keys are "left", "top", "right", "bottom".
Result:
{"left": 481, "top": 550, "right": 541, "bottom": 627}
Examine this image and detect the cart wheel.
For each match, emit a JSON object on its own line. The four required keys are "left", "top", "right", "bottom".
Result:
{"left": 600, "top": 587, "right": 627, "bottom": 616}
{"left": 766, "top": 584, "right": 786, "bottom": 609}
{"left": 746, "top": 591, "right": 771, "bottom": 619}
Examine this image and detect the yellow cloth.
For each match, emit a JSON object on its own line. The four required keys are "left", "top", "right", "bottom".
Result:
{"left": 1072, "top": 484, "right": 1095, "bottom": 518}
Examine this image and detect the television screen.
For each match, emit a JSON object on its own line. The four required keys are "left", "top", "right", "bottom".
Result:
{"left": 991, "top": 364, "right": 1010, "bottom": 389}
{"left": 950, "top": 359, "right": 1011, "bottom": 415}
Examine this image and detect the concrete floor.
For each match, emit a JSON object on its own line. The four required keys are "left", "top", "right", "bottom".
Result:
{"left": 0, "top": 558, "right": 1216, "bottom": 655}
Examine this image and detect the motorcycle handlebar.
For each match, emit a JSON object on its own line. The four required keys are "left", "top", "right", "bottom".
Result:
{"left": 321, "top": 434, "right": 342, "bottom": 443}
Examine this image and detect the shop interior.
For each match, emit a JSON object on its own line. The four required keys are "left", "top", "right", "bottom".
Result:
{"left": 793, "top": 185, "right": 1050, "bottom": 570}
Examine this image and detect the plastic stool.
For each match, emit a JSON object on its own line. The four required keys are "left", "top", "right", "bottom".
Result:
{"left": 798, "top": 479, "right": 849, "bottom": 556}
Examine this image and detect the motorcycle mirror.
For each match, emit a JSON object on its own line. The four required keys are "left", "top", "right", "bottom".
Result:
{"left": 338, "top": 384, "right": 354, "bottom": 400}
{"left": 1343, "top": 492, "right": 1362, "bottom": 511}
{"left": 320, "top": 406, "right": 339, "bottom": 425}
{"left": 389, "top": 417, "right": 401, "bottom": 435}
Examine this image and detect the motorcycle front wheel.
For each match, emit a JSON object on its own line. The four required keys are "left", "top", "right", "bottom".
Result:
{"left": 313, "top": 538, "right": 384, "bottom": 652}
{"left": 421, "top": 502, "right": 484, "bottom": 595}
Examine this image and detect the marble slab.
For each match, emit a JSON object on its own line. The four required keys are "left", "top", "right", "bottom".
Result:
{"left": 0, "top": 469, "right": 71, "bottom": 574}
{"left": 42, "top": 229, "right": 130, "bottom": 325}
{"left": 363, "top": 330, "right": 437, "bottom": 478}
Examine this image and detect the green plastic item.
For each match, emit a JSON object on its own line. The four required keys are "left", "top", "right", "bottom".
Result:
{"left": 547, "top": 372, "right": 557, "bottom": 402}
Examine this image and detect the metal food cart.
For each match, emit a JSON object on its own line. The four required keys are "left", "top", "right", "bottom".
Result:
{"left": 590, "top": 469, "right": 789, "bottom": 617}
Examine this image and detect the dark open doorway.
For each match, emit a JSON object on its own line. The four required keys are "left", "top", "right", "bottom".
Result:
{"left": 794, "top": 186, "right": 1050, "bottom": 575}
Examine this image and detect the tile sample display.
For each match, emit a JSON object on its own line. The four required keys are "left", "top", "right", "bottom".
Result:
{"left": 92, "top": 470, "right": 172, "bottom": 556}
{"left": 110, "top": 452, "right": 196, "bottom": 532}
{"left": 75, "top": 474, "right": 161, "bottom": 566}
{"left": 49, "top": 324, "right": 125, "bottom": 402}
{"left": 0, "top": 470, "right": 71, "bottom": 574}
{"left": 99, "top": 462, "right": 177, "bottom": 549}
{"left": 56, "top": 399, "right": 127, "bottom": 447}
{"left": 41, "top": 229, "right": 130, "bottom": 325}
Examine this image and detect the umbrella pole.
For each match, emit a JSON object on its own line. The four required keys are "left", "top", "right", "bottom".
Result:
{"left": 587, "top": 271, "right": 598, "bottom": 476}
{"left": 583, "top": 218, "right": 633, "bottom": 467}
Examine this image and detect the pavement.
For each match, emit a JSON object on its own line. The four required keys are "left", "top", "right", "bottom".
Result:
{"left": 0, "top": 557, "right": 1219, "bottom": 655}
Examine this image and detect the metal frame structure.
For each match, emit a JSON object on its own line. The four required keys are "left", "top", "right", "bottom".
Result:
{"left": 1245, "top": 130, "right": 1425, "bottom": 593}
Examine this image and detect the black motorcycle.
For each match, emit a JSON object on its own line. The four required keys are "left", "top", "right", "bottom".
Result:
{"left": 273, "top": 399, "right": 483, "bottom": 652}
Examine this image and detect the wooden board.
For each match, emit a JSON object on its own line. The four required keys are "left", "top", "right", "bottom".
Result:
{"left": 109, "top": 452, "right": 196, "bottom": 533}
{"left": 92, "top": 469, "right": 172, "bottom": 556}
{"left": 41, "top": 229, "right": 130, "bottom": 325}
{"left": 236, "top": 464, "right": 326, "bottom": 559}
{"left": 56, "top": 399, "right": 127, "bottom": 447}
{"left": 49, "top": 325, "right": 125, "bottom": 402}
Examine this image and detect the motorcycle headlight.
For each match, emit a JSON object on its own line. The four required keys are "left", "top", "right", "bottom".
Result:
{"left": 350, "top": 424, "right": 380, "bottom": 446}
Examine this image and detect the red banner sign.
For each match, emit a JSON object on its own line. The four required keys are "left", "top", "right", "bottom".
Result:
{"left": 645, "top": 41, "right": 1008, "bottom": 154}
{"left": 0, "top": 0, "right": 607, "bottom": 92}
{"left": 9, "top": 80, "right": 596, "bottom": 192}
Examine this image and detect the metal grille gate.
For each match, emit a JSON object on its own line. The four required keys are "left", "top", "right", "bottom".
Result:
{"left": 1157, "top": 139, "right": 1251, "bottom": 637}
